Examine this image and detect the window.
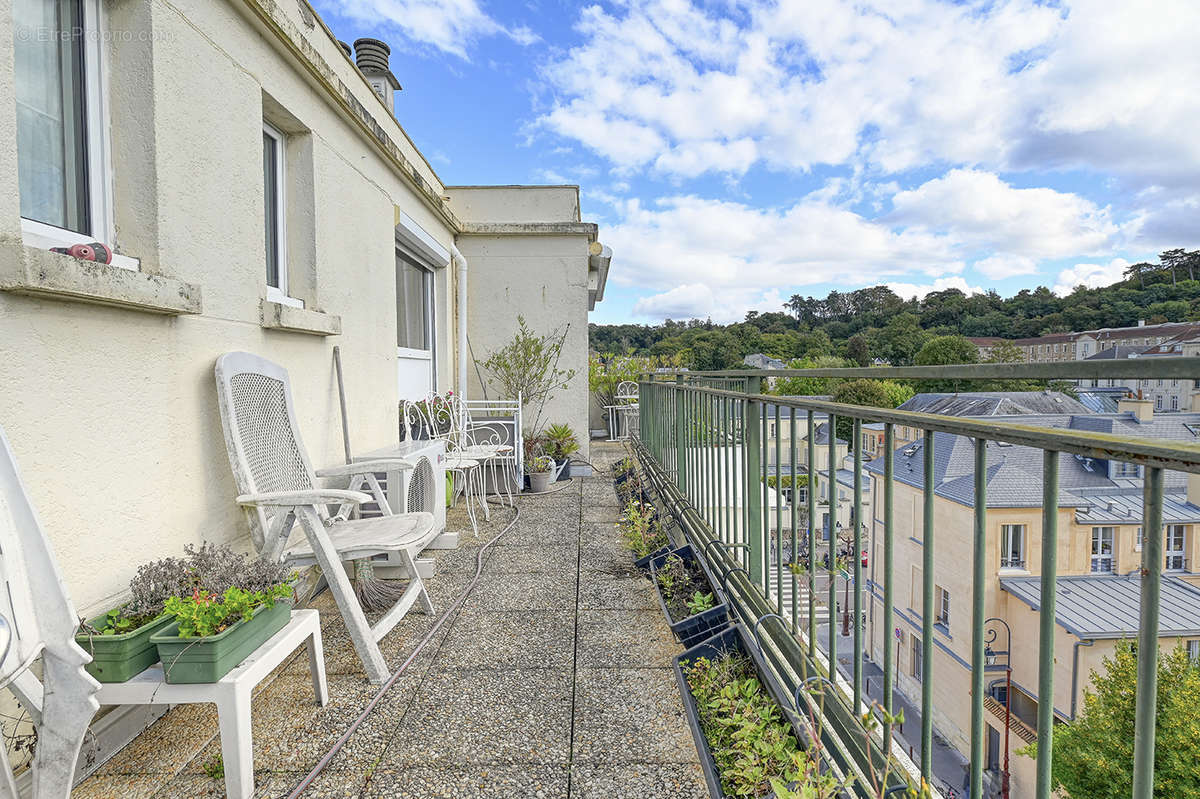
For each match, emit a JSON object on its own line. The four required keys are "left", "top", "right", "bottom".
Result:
{"left": 1187, "top": 640, "right": 1199, "bottom": 664}
{"left": 1172, "top": 395, "right": 1180, "bottom": 411}
{"left": 935, "top": 586, "right": 950, "bottom": 629}
{"left": 1155, "top": 395, "right": 1163, "bottom": 410}
{"left": 262, "top": 122, "right": 301, "bottom": 306}
{"left": 910, "top": 633, "right": 923, "bottom": 679}
{"left": 14, "top": 0, "right": 115, "bottom": 252}
{"left": 1001, "top": 524, "right": 1025, "bottom": 568}
{"left": 1112, "top": 460, "right": 1141, "bottom": 478}
{"left": 1091, "top": 527, "right": 1115, "bottom": 573}
{"left": 1166, "top": 525, "right": 1187, "bottom": 571}
{"left": 396, "top": 255, "right": 433, "bottom": 351}
{"left": 1136, "top": 526, "right": 1143, "bottom": 551}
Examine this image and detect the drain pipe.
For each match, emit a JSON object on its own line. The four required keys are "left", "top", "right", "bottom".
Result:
{"left": 452, "top": 243, "right": 468, "bottom": 400}
{"left": 1070, "top": 638, "right": 1095, "bottom": 720}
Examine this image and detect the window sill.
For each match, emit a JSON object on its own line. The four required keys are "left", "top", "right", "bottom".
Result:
{"left": 0, "top": 241, "right": 201, "bottom": 315}
{"left": 260, "top": 299, "right": 341, "bottom": 336}
{"left": 21, "top": 218, "right": 141, "bottom": 271}
{"left": 998, "top": 566, "right": 1030, "bottom": 576}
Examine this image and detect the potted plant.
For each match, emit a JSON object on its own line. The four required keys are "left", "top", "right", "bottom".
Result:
{"left": 617, "top": 499, "right": 671, "bottom": 572}
{"left": 649, "top": 545, "right": 729, "bottom": 648}
{"left": 543, "top": 423, "right": 580, "bottom": 480}
{"left": 526, "top": 454, "right": 556, "bottom": 493}
{"left": 151, "top": 581, "right": 294, "bottom": 684}
{"left": 73, "top": 542, "right": 267, "bottom": 683}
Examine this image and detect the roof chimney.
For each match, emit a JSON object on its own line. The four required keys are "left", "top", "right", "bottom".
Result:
{"left": 338, "top": 40, "right": 352, "bottom": 59}
{"left": 1138, "top": 319, "right": 1146, "bottom": 327}
{"left": 353, "top": 38, "right": 401, "bottom": 115}
{"left": 1118, "top": 396, "right": 1153, "bottom": 423}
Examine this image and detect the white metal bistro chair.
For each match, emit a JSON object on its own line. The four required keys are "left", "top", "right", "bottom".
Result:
{"left": 402, "top": 395, "right": 495, "bottom": 533}
{"left": 608, "top": 380, "right": 640, "bottom": 441}
{"left": 215, "top": 352, "right": 434, "bottom": 685}
{"left": 0, "top": 426, "right": 100, "bottom": 799}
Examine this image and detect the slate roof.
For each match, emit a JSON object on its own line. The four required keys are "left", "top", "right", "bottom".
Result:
{"left": 1074, "top": 489, "right": 1200, "bottom": 524}
{"left": 1000, "top": 575, "right": 1200, "bottom": 639}
{"left": 1084, "top": 346, "right": 1145, "bottom": 360}
{"left": 864, "top": 410, "right": 1200, "bottom": 509}
{"left": 899, "top": 392, "right": 1090, "bottom": 416}
{"left": 1075, "top": 389, "right": 1130, "bottom": 413}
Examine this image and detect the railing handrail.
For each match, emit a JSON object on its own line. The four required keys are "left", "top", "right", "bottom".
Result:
{"left": 649, "top": 382, "right": 1200, "bottom": 474}
{"left": 648, "top": 355, "right": 1200, "bottom": 381}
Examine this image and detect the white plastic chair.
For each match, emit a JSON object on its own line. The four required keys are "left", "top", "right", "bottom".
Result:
{"left": 402, "top": 395, "right": 492, "bottom": 532}
{"left": 0, "top": 426, "right": 100, "bottom": 798}
{"left": 215, "top": 352, "right": 434, "bottom": 685}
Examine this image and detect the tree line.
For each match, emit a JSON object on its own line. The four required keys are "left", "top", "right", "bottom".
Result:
{"left": 590, "top": 248, "right": 1200, "bottom": 371}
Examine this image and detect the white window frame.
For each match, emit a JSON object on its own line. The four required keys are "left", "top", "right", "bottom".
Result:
{"left": 17, "top": 0, "right": 138, "bottom": 270}
{"left": 1165, "top": 525, "right": 1187, "bottom": 571}
{"left": 1091, "top": 526, "right": 1115, "bottom": 573}
{"left": 1187, "top": 640, "right": 1199, "bottom": 664}
{"left": 1000, "top": 524, "right": 1026, "bottom": 569}
{"left": 1136, "top": 526, "right": 1143, "bottom": 551}
{"left": 935, "top": 586, "right": 950, "bottom": 629}
{"left": 262, "top": 121, "right": 302, "bottom": 308}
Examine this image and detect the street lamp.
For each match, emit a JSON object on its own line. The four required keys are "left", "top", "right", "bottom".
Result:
{"left": 984, "top": 617, "right": 1013, "bottom": 799}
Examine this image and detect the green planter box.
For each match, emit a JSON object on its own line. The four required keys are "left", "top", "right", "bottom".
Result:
{"left": 75, "top": 612, "right": 176, "bottom": 683}
{"left": 151, "top": 601, "right": 291, "bottom": 684}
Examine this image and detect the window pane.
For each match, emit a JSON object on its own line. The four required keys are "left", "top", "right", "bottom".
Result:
{"left": 263, "top": 131, "right": 280, "bottom": 287}
{"left": 14, "top": 0, "right": 89, "bottom": 232}
{"left": 396, "top": 257, "right": 428, "bottom": 350}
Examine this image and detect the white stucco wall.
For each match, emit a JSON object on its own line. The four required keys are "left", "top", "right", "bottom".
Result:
{"left": 459, "top": 232, "right": 593, "bottom": 459}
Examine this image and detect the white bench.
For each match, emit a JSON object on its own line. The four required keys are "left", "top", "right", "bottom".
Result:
{"left": 95, "top": 608, "right": 327, "bottom": 799}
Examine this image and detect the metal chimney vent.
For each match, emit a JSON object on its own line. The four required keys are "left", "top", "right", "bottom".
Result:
{"left": 352, "top": 38, "right": 401, "bottom": 115}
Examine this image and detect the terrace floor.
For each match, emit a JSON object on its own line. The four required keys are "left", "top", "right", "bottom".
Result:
{"left": 72, "top": 442, "right": 706, "bottom": 798}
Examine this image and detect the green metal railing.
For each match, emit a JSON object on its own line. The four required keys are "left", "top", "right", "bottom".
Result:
{"left": 636, "top": 357, "right": 1200, "bottom": 799}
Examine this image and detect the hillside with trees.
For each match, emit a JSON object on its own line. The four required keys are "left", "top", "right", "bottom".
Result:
{"left": 590, "top": 249, "right": 1200, "bottom": 371}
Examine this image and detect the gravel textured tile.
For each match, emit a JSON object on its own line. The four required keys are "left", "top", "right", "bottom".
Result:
{"left": 582, "top": 505, "right": 621, "bottom": 523}
{"left": 490, "top": 516, "right": 579, "bottom": 546}
{"left": 96, "top": 703, "right": 218, "bottom": 775}
{"left": 154, "top": 769, "right": 366, "bottom": 798}
{"left": 463, "top": 571, "right": 577, "bottom": 612}
{"left": 296, "top": 603, "right": 448, "bottom": 678}
{"left": 578, "top": 571, "right": 662, "bottom": 611}
{"left": 183, "top": 673, "right": 418, "bottom": 775}
{"left": 581, "top": 481, "right": 622, "bottom": 507}
{"left": 572, "top": 668, "right": 699, "bottom": 764}
{"left": 577, "top": 609, "right": 680, "bottom": 668}
{"left": 436, "top": 610, "right": 575, "bottom": 670}
{"left": 483, "top": 543, "right": 577, "bottom": 574}
{"left": 71, "top": 774, "right": 168, "bottom": 799}
{"left": 382, "top": 668, "right": 573, "bottom": 766}
{"left": 362, "top": 764, "right": 569, "bottom": 798}
{"left": 579, "top": 536, "right": 637, "bottom": 576}
{"left": 570, "top": 763, "right": 707, "bottom": 799}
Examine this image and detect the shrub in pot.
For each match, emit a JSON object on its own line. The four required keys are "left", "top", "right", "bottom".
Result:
{"left": 617, "top": 499, "right": 670, "bottom": 571}
{"left": 526, "top": 455, "right": 556, "bottom": 493}
{"left": 649, "top": 545, "right": 729, "bottom": 648}
{"left": 75, "top": 543, "right": 286, "bottom": 683}
{"left": 543, "top": 423, "right": 580, "bottom": 480}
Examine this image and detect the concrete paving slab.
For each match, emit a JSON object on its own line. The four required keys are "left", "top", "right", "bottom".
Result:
{"left": 571, "top": 668, "right": 699, "bottom": 764}
{"left": 570, "top": 762, "right": 708, "bottom": 799}
{"left": 435, "top": 610, "right": 575, "bottom": 670}
{"left": 576, "top": 609, "right": 679, "bottom": 668}
{"left": 362, "top": 764, "right": 569, "bottom": 798}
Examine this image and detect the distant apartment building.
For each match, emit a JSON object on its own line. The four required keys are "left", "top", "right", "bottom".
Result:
{"left": 969, "top": 320, "right": 1200, "bottom": 364}
{"left": 864, "top": 394, "right": 1200, "bottom": 798}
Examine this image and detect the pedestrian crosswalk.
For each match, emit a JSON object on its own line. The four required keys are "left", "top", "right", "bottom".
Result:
{"left": 765, "top": 565, "right": 830, "bottom": 623}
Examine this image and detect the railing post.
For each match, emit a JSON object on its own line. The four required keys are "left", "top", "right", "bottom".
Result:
{"left": 969, "top": 439, "right": 988, "bottom": 799}
{"left": 808, "top": 410, "right": 818, "bottom": 658}
{"left": 882, "top": 423, "right": 895, "bottom": 755}
{"left": 1133, "top": 466, "right": 1164, "bottom": 799}
{"left": 921, "top": 430, "right": 935, "bottom": 781}
{"left": 1036, "top": 450, "right": 1059, "bottom": 799}
{"left": 853, "top": 418, "right": 863, "bottom": 711}
{"left": 828, "top": 414, "right": 838, "bottom": 678}
{"left": 674, "top": 376, "right": 686, "bottom": 493}
{"left": 745, "top": 376, "right": 764, "bottom": 585}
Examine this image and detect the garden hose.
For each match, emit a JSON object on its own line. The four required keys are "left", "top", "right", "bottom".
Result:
{"left": 284, "top": 479, "right": 579, "bottom": 798}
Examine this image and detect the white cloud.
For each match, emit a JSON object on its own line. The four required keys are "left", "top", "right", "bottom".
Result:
{"left": 974, "top": 255, "right": 1037, "bottom": 280}
{"left": 886, "top": 277, "right": 985, "bottom": 302}
{"left": 890, "top": 169, "right": 1118, "bottom": 259}
{"left": 632, "top": 284, "right": 717, "bottom": 321}
{"left": 535, "top": 0, "right": 1200, "bottom": 195}
{"left": 327, "top": 0, "right": 533, "bottom": 58}
{"left": 1052, "top": 259, "right": 1130, "bottom": 295}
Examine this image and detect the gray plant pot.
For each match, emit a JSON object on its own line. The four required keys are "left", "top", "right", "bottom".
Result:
{"left": 528, "top": 470, "right": 555, "bottom": 493}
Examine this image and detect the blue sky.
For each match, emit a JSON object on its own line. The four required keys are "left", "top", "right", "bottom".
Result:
{"left": 312, "top": 0, "right": 1200, "bottom": 325}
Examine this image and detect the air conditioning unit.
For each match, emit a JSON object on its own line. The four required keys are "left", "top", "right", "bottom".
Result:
{"left": 350, "top": 438, "right": 452, "bottom": 579}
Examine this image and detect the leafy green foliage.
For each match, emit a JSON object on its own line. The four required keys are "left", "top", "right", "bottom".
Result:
{"left": 591, "top": 250, "right": 1200, "bottom": 372}
{"left": 1020, "top": 641, "right": 1200, "bottom": 799}
{"left": 830, "top": 378, "right": 914, "bottom": 440}
{"left": 686, "top": 591, "right": 716, "bottom": 616}
{"left": 617, "top": 500, "right": 667, "bottom": 559}
{"left": 479, "top": 315, "right": 576, "bottom": 434}
{"left": 96, "top": 606, "right": 164, "bottom": 636}
{"left": 683, "top": 653, "right": 841, "bottom": 798}
{"left": 164, "top": 584, "right": 293, "bottom": 638}
{"left": 543, "top": 423, "right": 580, "bottom": 460}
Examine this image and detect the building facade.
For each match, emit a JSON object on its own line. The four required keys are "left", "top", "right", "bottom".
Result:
{"left": 0, "top": 0, "right": 609, "bottom": 771}
{"left": 863, "top": 398, "right": 1200, "bottom": 797}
